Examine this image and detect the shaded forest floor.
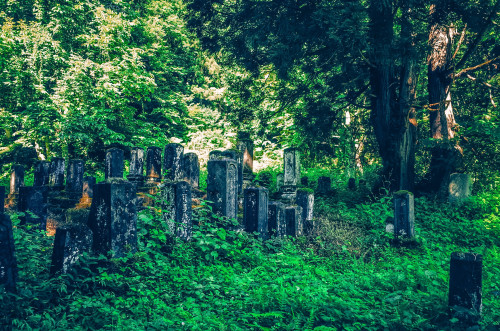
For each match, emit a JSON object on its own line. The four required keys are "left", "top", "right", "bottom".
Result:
{"left": 1, "top": 172, "right": 499, "bottom": 330}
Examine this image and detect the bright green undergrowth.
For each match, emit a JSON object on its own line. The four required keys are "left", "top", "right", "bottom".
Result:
{"left": 1, "top": 183, "right": 499, "bottom": 330}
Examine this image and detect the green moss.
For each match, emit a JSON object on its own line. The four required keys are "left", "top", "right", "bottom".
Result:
{"left": 394, "top": 190, "right": 413, "bottom": 196}
{"left": 297, "top": 188, "right": 314, "bottom": 194}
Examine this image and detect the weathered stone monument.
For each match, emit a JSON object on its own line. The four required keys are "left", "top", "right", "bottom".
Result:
{"left": 209, "top": 150, "right": 224, "bottom": 160}
{"left": 222, "top": 149, "right": 243, "bottom": 193}
{"left": 146, "top": 146, "right": 162, "bottom": 183}
{"left": 49, "top": 158, "right": 65, "bottom": 188}
{"left": 160, "top": 181, "right": 192, "bottom": 240}
{"left": 296, "top": 189, "right": 314, "bottom": 234}
{"left": 236, "top": 132, "right": 254, "bottom": 180}
{"left": 268, "top": 201, "right": 286, "bottom": 238}
{"left": 164, "top": 143, "right": 184, "bottom": 182}
{"left": 87, "top": 179, "right": 137, "bottom": 257}
{"left": 18, "top": 186, "right": 48, "bottom": 229}
{"left": 243, "top": 187, "right": 269, "bottom": 239}
{"left": 207, "top": 159, "right": 238, "bottom": 219}
{"left": 83, "top": 176, "right": 96, "bottom": 199}
{"left": 393, "top": 191, "right": 415, "bottom": 239}
{"left": 317, "top": 176, "right": 332, "bottom": 195}
{"left": 348, "top": 178, "right": 356, "bottom": 190}
{"left": 281, "top": 148, "right": 300, "bottom": 200}
{"left": 285, "top": 206, "right": 303, "bottom": 237}
{"left": 0, "top": 212, "right": 17, "bottom": 293}
{"left": 448, "top": 173, "right": 471, "bottom": 204}
{"left": 33, "top": 161, "right": 51, "bottom": 186}
{"left": 449, "top": 252, "right": 482, "bottom": 324}
{"left": 9, "top": 165, "right": 24, "bottom": 195}
{"left": 105, "top": 148, "right": 124, "bottom": 179}
{"left": 66, "top": 159, "right": 85, "bottom": 195}
{"left": 182, "top": 152, "right": 200, "bottom": 189}
{"left": 276, "top": 173, "right": 284, "bottom": 193}
{"left": 128, "top": 147, "right": 145, "bottom": 184}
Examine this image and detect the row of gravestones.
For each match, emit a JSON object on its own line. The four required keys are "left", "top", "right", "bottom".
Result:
{"left": 0, "top": 141, "right": 481, "bottom": 325}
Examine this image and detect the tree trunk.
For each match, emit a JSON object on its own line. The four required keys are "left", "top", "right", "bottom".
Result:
{"left": 427, "top": 1, "right": 461, "bottom": 193}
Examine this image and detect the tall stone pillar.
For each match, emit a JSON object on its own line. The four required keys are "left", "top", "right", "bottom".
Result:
{"left": 49, "top": 158, "right": 65, "bottom": 188}
{"left": 163, "top": 143, "right": 184, "bottom": 182}
{"left": 237, "top": 132, "right": 254, "bottom": 180}
{"left": 207, "top": 159, "right": 238, "bottom": 219}
{"left": 182, "top": 152, "right": 200, "bottom": 189}
{"left": 146, "top": 147, "right": 162, "bottom": 183}
{"left": 105, "top": 148, "right": 124, "bottom": 180}
{"left": 243, "top": 187, "right": 269, "bottom": 239}
{"left": 393, "top": 191, "right": 415, "bottom": 239}
{"left": 66, "top": 159, "right": 85, "bottom": 196}
{"left": 268, "top": 201, "right": 286, "bottom": 238}
{"left": 161, "top": 181, "right": 192, "bottom": 241}
{"left": 285, "top": 206, "right": 303, "bottom": 237}
{"left": 281, "top": 148, "right": 300, "bottom": 200}
{"left": 128, "top": 147, "right": 145, "bottom": 184}
{"left": 33, "top": 161, "right": 51, "bottom": 186}
{"left": 296, "top": 189, "right": 314, "bottom": 234}
{"left": 222, "top": 149, "right": 243, "bottom": 194}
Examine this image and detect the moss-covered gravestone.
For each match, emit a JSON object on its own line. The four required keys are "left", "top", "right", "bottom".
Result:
{"left": 285, "top": 205, "right": 303, "bottom": 237}
{"left": 160, "top": 181, "right": 192, "bottom": 241}
{"left": 19, "top": 186, "right": 48, "bottom": 229}
{"left": 128, "top": 147, "right": 145, "bottom": 184}
{"left": 87, "top": 179, "right": 137, "bottom": 257}
{"left": 207, "top": 159, "right": 238, "bottom": 220}
{"left": 146, "top": 147, "right": 162, "bottom": 183}
{"left": 296, "top": 189, "right": 314, "bottom": 234}
{"left": 49, "top": 158, "right": 65, "bottom": 188}
{"left": 243, "top": 187, "right": 269, "bottom": 239}
{"left": 222, "top": 149, "right": 243, "bottom": 194}
{"left": 66, "top": 159, "right": 85, "bottom": 196}
{"left": 268, "top": 201, "right": 286, "bottom": 238}
{"left": 33, "top": 161, "right": 51, "bottom": 187}
{"left": 164, "top": 143, "right": 184, "bottom": 182}
{"left": 105, "top": 148, "right": 124, "bottom": 180}
{"left": 393, "top": 191, "right": 415, "bottom": 239}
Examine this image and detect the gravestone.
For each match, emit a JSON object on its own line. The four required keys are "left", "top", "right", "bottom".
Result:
{"left": 0, "top": 186, "right": 4, "bottom": 213}
{"left": 87, "top": 179, "right": 137, "bottom": 257}
{"left": 161, "top": 181, "right": 192, "bottom": 240}
{"left": 105, "top": 148, "right": 124, "bottom": 179}
{"left": 348, "top": 178, "right": 356, "bottom": 190}
{"left": 222, "top": 149, "right": 243, "bottom": 193}
{"left": 207, "top": 159, "right": 238, "bottom": 219}
{"left": 182, "top": 152, "right": 200, "bottom": 189}
{"left": 296, "top": 189, "right": 314, "bottom": 234}
{"left": 18, "top": 186, "right": 48, "bottom": 229}
{"left": 0, "top": 212, "right": 17, "bottom": 293}
{"left": 146, "top": 146, "right": 162, "bottom": 183}
{"left": 268, "top": 201, "right": 286, "bottom": 238}
{"left": 33, "top": 161, "right": 51, "bottom": 186}
{"left": 128, "top": 147, "right": 145, "bottom": 184}
{"left": 164, "top": 143, "right": 184, "bottom": 182}
{"left": 9, "top": 165, "right": 24, "bottom": 195}
{"left": 449, "top": 252, "right": 482, "bottom": 324}
{"left": 243, "top": 187, "right": 269, "bottom": 239}
{"left": 276, "top": 173, "right": 284, "bottom": 193}
{"left": 281, "top": 148, "right": 300, "bottom": 200}
{"left": 66, "top": 159, "right": 85, "bottom": 195}
{"left": 83, "top": 176, "right": 96, "bottom": 199}
{"left": 393, "top": 191, "right": 415, "bottom": 239}
{"left": 236, "top": 134, "right": 254, "bottom": 180}
{"left": 209, "top": 150, "right": 224, "bottom": 160}
{"left": 49, "top": 158, "right": 65, "bottom": 187}
{"left": 448, "top": 173, "right": 471, "bottom": 204}
{"left": 317, "top": 176, "right": 332, "bottom": 195}
{"left": 285, "top": 206, "right": 303, "bottom": 237}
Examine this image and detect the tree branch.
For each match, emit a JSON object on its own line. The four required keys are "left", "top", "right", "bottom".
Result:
{"left": 454, "top": 56, "right": 500, "bottom": 78}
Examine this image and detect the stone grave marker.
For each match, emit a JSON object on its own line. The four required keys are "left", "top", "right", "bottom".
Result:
{"left": 285, "top": 206, "right": 303, "bottom": 237}
{"left": 182, "top": 152, "right": 200, "bottom": 189}
{"left": 393, "top": 191, "right": 415, "bottom": 239}
{"left": 66, "top": 159, "right": 85, "bottom": 195}
{"left": 243, "top": 187, "right": 269, "bottom": 239}
{"left": 268, "top": 201, "right": 286, "bottom": 238}
{"left": 209, "top": 150, "right": 224, "bottom": 160}
{"left": 317, "top": 176, "right": 331, "bottom": 195}
{"left": 49, "top": 158, "right": 65, "bottom": 188}
{"left": 9, "top": 165, "right": 24, "bottom": 195}
{"left": 18, "top": 186, "right": 48, "bottom": 229}
{"left": 296, "top": 189, "right": 314, "bottom": 234}
{"left": 164, "top": 143, "right": 184, "bottom": 182}
{"left": 236, "top": 134, "right": 254, "bottom": 180}
{"left": 128, "top": 147, "right": 145, "bottom": 184}
{"left": 0, "top": 212, "right": 17, "bottom": 293}
{"left": 222, "top": 149, "right": 243, "bottom": 193}
{"left": 449, "top": 252, "right": 482, "bottom": 324}
{"left": 105, "top": 148, "right": 124, "bottom": 179}
{"left": 161, "top": 181, "right": 192, "bottom": 241}
{"left": 146, "top": 146, "right": 162, "bottom": 183}
{"left": 207, "top": 159, "right": 238, "bottom": 220}
{"left": 87, "top": 179, "right": 137, "bottom": 257}
{"left": 448, "top": 173, "right": 471, "bottom": 204}
{"left": 33, "top": 161, "right": 51, "bottom": 186}
{"left": 281, "top": 148, "right": 300, "bottom": 200}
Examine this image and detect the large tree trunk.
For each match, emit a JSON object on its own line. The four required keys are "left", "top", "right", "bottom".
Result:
{"left": 427, "top": 1, "right": 461, "bottom": 193}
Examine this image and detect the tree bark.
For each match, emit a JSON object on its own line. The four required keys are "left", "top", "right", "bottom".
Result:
{"left": 426, "top": 0, "right": 461, "bottom": 193}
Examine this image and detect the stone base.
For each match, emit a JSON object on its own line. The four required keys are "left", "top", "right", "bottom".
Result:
{"left": 280, "top": 185, "right": 297, "bottom": 202}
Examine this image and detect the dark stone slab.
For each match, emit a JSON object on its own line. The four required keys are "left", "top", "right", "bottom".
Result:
{"left": 209, "top": 150, "right": 224, "bottom": 160}
{"left": 163, "top": 143, "right": 184, "bottom": 182}
{"left": 146, "top": 146, "right": 162, "bottom": 183}
{"left": 33, "top": 161, "right": 51, "bottom": 186}
{"left": 268, "top": 201, "right": 286, "bottom": 238}
{"left": 9, "top": 165, "right": 24, "bottom": 195}
{"left": 83, "top": 176, "right": 96, "bottom": 199}
{"left": 276, "top": 173, "right": 284, "bottom": 193}
{"left": 207, "top": 159, "right": 238, "bottom": 219}
{"left": 105, "top": 148, "right": 124, "bottom": 179}
{"left": 285, "top": 206, "right": 303, "bottom": 237}
{"left": 50, "top": 223, "right": 92, "bottom": 275}
{"left": 296, "top": 189, "right": 314, "bottom": 234}
{"left": 348, "top": 178, "right": 356, "bottom": 190}
{"left": 87, "top": 179, "right": 137, "bottom": 257}
{"left": 161, "top": 181, "right": 192, "bottom": 241}
{"left": 0, "top": 187, "right": 4, "bottom": 213}
{"left": 19, "top": 186, "right": 48, "bottom": 229}
{"left": 49, "top": 158, "right": 65, "bottom": 187}
{"left": 182, "top": 152, "right": 200, "bottom": 189}
{"left": 0, "top": 212, "right": 17, "bottom": 292}
{"left": 67, "top": 159, "right": 85, "bottom": 194}
{"left": 449, "top": 252, "right": 482, "bottom": 324}
{"left": 128, "top": 147, "right": 145, "bottom": 183}
{"left": 243, "top": 187, "right": 269, "bottom": 239}
{"left": 283, "top": 148, "right": 300, "bottom": 187}
{"left": 448, "top": 173, "right": 471, "bottom": 204}
{"left": 222, "top": 149, "right": 243, "bottom": 193}
{"left": 236, "top": 137, "right": 254, "bottom": 178}
{"left": 317, "top": 176, "right": 332, "bottom": 194}
{"left": 393, "top": 191, "right": 415, "bottom": 239}
{"left": 301, "top": 176, "right": 309, "bottom": 187}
